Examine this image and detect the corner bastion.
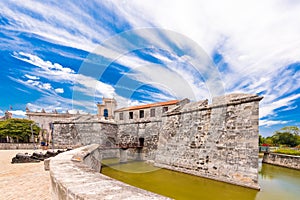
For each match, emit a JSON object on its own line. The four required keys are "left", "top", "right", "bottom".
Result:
{"left": 155, "top": 93, "right": 263, "bottom": 189}
{"left": 49, "top": 144, "right": 170, "bottom": 200}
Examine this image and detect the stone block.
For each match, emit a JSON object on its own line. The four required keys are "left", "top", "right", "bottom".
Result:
{"left": 44, "top": 158, "right": 51, "bottom": 171}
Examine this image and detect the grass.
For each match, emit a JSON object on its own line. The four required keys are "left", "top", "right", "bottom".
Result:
{"left": 273, "top": 148, "right": 300, "bottom": 156}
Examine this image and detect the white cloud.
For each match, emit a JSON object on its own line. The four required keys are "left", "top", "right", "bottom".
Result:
{"left": 0, "top": 110, "right": 3, "bottom": 115}
{"left": 13, "top": 52, "right": 120, "bottom": 112}
{"left": 13, "top": 52, "right": 116, "bottom": 98}
{"left": 25, "top": 74, "right": 39, "bottom": 80}
{"left": 260, "top": 119, "right": 290, "bottom": 127}
{"left": 281, "top": 105, "right": 298, "bottom": 112}
{"left": 68, "top": 109, "right": 88, "bottom": 115}
{"left": 24, "top": 79, "right": 52, "bottom": 91}
{"left": 111, "top": 0, "right": 300, "bottom": 124}
{"left": 10, "top": 110, "right": 27, "bottom": 118}
{"left": 0, "top": 1, "right": 115, "bottom": 52}
{"left": 54, "top": 88, "right": 64, "bottom": 94}
{"left": 2, "top": 1, "right": 300, "bottom": 128}
{"left": 42, "top": 83, "right": 52, "bottom": 90}
{"left": 260, "top": 93, "right": 300, "bottom": 119}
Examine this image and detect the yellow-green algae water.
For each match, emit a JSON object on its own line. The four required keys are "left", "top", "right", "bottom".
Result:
{"left": 101, "top": 159, "right": 300, "bottom": 200}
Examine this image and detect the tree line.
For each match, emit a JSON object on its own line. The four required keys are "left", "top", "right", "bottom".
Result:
{"left": 259, "top": 126, "right": 300, "bottom": 147}
{"left": 0, "top": 118, "right": 40, "bottom": 143}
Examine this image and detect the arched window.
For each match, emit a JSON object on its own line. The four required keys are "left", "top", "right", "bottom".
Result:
{"left": 103, "top": 109, "right": 108, "bottom": 118}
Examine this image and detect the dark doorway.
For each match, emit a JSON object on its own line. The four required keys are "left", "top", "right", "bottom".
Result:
{"left": 139, "top": 137, "right": 144, "bottom": 147}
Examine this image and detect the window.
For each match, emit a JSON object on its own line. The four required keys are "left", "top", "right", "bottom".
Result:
{"left": 139, "top": 110, "right": 144, "bottom": 118}
{"left": 129, "top": 112, "right": 133, "bottom": 119}
{"left": 119, "top": 112, "right": 123, "bottom": 120}
{"left": 150, "top": 108, "right": 155, "bottom": 117}
{"left": 163, "top": 106, "right": 168, "bottom": 113}
{"left": 103, "top": 109, "right": 108, "bottom": 117}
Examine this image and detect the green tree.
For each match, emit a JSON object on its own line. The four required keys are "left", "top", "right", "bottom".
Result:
{"left": 0, "top": 118, "right": 40, "bottom": 142}
{"left": 264, "top": 137, "right": 274, "bottom": 146}
{"left": 271, "top": 126, "right": 300, "bottom": 147}
{"left": 280, "top": 126, "right": 299, "bottom": 135}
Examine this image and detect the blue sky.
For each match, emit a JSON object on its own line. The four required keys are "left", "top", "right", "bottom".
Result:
{"left": 0, "top": 0, "right": 299, "bottom": 137}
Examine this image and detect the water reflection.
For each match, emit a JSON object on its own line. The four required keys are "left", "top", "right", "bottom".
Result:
{"left": 256, "top": 160, "right": 300, "bottom": 200}
{"left": 102, "top": 159, "right": 300, "bottom": 200}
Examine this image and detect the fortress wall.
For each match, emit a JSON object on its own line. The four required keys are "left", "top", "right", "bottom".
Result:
{"left": 155, "top": 94, "right": 262, "bottom": 189}
{"left": 117, "top": 121, "right": 162, "bottom": 160}
{"left": 49, "top": 93, "right": 263, "bottom": 190}
{"left": 115, "top": 101, "right": 183, "bottom": 160}
{"left": 52, "top": 121, "right": 118, "bottom": 147}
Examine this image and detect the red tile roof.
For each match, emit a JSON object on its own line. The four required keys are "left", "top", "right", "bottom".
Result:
{"left": 115, "top": 100, "right": 179, "bottom": 112}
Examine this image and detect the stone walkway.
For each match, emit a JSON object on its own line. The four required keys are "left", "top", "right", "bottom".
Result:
{"left": 0, "top": 150, "right": 50, "bottom": 200}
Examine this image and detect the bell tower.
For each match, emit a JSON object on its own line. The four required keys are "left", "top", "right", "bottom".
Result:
{"left": 97, "top": 98, "right": 117, "bottom": 120}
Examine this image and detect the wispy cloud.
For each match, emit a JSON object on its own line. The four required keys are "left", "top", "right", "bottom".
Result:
{"left": 1, "top": 0, "right": 299, "bottom": 129}
{"left": 260, "top": 119, "right": 290, "bottom": 127}
{"left": 12, "top": 52, "right": 118, "bottom": 112}
{"left": 24, "top": 74, "right": 39, "bottom": 80}
{"left": 110, "top": 0, "right": 300, "bottom": 126}
{"left": 54, "top": 88, "right": 64, "bottom": 94}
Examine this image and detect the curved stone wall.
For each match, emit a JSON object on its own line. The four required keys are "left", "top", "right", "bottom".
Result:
{"left": 49, "top": 144, "right": 170, "bottom": 200}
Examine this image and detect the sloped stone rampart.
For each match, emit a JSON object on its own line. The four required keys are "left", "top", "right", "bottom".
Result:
{"left": 49, "top": 144, "right": 170, "bottom": 200}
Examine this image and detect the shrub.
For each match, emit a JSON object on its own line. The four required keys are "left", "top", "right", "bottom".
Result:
{"left": 274, "top": 148, "right": 300, "bottom": 156}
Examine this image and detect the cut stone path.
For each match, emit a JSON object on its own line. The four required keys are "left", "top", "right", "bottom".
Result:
{"left": 0, "top": 150, "right": 50, "bottom": 200}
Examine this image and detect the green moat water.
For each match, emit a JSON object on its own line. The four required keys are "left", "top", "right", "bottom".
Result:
{"left": 101, "top": 159, "right": 300, "bottom": 200}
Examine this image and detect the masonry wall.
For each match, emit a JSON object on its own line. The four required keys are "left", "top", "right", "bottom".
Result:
{"left": 155, "top": 94, "right": 262, "bottom": 189}
{"left": 116, "top": 105, "right": 178, "bottom": 160}
{"left": 263, "top": 153, "right": 300, "bottom": 170}
{"left": 0, "top": 143, "right": 36, "bottom": 150}
{"left": 118, "top": 121, "right": 162, "bottom": 160}
{"left": 52, "top": 121, "right": 118, "bottom": 147}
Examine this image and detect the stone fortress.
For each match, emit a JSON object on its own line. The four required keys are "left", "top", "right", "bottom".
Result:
{"left": 27, "top": 93, "right": 263, "bottom": 189}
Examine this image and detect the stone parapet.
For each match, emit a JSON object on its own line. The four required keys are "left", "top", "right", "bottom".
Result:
{"left": 0, "top": 143, "right": 37, "bottom": 150}
{"left": 49, "top": 144, "right": 170, "bottom": 200}
{"left": 263, "top": 153, "right": 300, "bottom": 170}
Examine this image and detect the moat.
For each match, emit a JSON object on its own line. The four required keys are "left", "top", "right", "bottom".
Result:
{"left": 101, "top": 159, "right": 300, "bottom": 200}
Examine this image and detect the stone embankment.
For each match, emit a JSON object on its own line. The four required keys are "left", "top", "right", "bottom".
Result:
{"left": 263, "top": 153, "right": 300, "bottom": 170}
{"left": 49, "top": 144, "right": 170, "bottom": 200}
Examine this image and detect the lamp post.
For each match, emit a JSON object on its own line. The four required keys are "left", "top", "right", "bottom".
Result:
{"left": 49, "top": 123, "right": 54, "bottom": 152}
{"left": 31, "top": 122, "right": 39, "bottom": 150}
